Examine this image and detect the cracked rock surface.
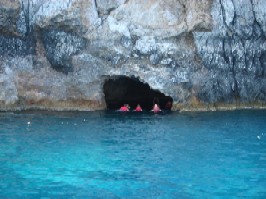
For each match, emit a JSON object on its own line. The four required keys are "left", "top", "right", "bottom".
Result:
{"left": 0, "top": 0, "right": 265, "bottom": 111}
{"left": 194, "top": 0, "right": 266, "bottom": 106}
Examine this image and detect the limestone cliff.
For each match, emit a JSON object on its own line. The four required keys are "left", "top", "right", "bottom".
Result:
{"left": 0, "top": 0, "right": 265, "bottom": 111}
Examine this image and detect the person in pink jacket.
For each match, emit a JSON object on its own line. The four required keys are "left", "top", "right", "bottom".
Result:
{"left": 119, "top": 104, "right": 130, "bottom": 112}
{"left": 152, "top": 104, "right": 161, "bottom": 113}
{"left": 134, "top": 104, "right": 143, "bottom": 112}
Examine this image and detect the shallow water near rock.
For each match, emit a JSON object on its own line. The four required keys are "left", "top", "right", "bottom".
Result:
{"left": 0, "top": 110, "right": 266, "bottom": 198}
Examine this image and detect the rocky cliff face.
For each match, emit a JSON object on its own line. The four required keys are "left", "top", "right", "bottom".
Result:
{"left": 0, "top": 0, "right": 265, "bottom": 111}
{"left": 194, "top": 0, "right": 266, "bottom": 108}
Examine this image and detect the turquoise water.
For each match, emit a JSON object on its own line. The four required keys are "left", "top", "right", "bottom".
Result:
{"left": 0, "top": 110, "right": 266, "bottom": 198}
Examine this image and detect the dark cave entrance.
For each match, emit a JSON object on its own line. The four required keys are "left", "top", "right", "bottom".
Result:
{"left": 103, "top": 76, "right": 173, "bottom": 111}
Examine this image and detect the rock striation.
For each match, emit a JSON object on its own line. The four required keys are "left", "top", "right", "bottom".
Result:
{"left": 194, "top": 0, "right": 266, "bottom": 108}
{"left": 0, "top": 0, "right": 21, "bottom": 35}
{"left": 0, "top": 0, "right": 265, "bottom": 111}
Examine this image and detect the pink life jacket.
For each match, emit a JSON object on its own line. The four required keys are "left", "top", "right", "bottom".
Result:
{"left": 153, "top": 106, "right": 161, "bottom": 113}
{"left": 135, "top": 107, "right": 142, "bottom": 112}
{"left": 120, "top": 106, "right": 129, "bottom": 111}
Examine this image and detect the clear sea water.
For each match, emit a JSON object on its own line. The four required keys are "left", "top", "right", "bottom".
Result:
{"left": 0, "top": 110, "right": 265, "bottom": 198}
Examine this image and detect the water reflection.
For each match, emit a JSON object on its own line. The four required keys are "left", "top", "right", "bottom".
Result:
{"left": 0, "top": 110, "right": 266, "bottom": 198}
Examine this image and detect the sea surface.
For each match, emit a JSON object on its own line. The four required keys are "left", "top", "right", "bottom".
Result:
{"left": 0, "top": 110, "right": 266, "bottom": 198}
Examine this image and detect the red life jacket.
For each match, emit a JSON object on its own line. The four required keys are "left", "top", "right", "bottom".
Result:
{"left": 135, "top": 107, "right": 142, "bottom": 112}
{"left": 153, "top": 106, "right": 161, "bottom": 113}
{"left": 120, "top": 106, "right": 129, "bottom": 111}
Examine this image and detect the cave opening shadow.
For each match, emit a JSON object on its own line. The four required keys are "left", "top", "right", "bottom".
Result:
{"left": 103, "top": 76, "right": 173, "bottom": 111}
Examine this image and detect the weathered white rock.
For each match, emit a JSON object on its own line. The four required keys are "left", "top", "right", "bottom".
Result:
{"left": 96, "top": 0, "right": 126, "bottom": 15}
{"left": 253, "top": 0, "right": 266, "bottom": 37}
{"left": 0, "top": 0, "right": 21, "bottom": 35}
{"left": 108, "top": 0, "right": 212, "bottom": 37}
{"left": 34, "top": 0, "right": 99, "bottom": 33}
{"left": 0, "top": 0, "right": 266, "bottom": 111}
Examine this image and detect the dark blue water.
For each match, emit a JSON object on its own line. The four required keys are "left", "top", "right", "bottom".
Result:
{"left": 0, "top": 110, "right": 265, "bottom": 198}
